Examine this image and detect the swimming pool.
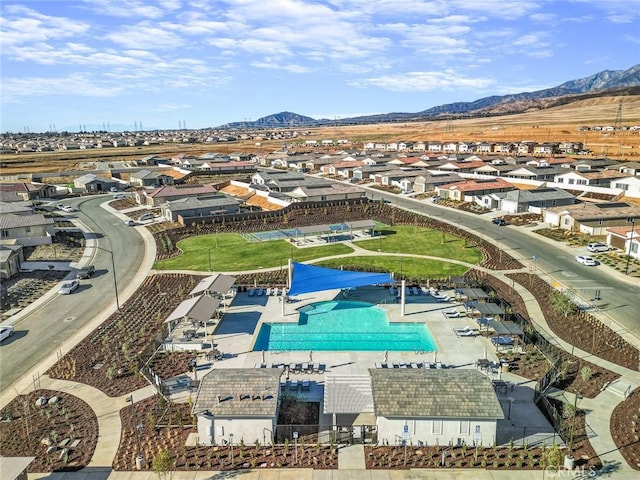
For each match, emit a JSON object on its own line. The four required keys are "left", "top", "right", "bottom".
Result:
{"left": 253, "top": 300, "right": 437, "bottom": 352}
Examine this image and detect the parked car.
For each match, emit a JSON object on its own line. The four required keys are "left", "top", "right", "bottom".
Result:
{"left": 76, "top": 265, "right": 96, "bottom": 279}
{"left": 139, "top": 213, "right": 154, "bottom": 221}
{"left": 492, "top": 218, "right": 508, "bottom": 226}
{"left": 124, "top": 219, "right": 135, "bottom": 226}
{"left": 59, "top": 279, "right": 80, "bottom": 294}
{"left": 587, "top": 242, "right": 611, "bottom": 253}
{"left": 575, "top": 255, "right": 598, "bottom": 266}
{"left": 61, "top": 205, "right": 75, "bottom": 212}
{"left": 0, "top": 325, "right": 15, "bottom": 342}
{"left": 113, "top": 193, "right": 126, "bottom": 199}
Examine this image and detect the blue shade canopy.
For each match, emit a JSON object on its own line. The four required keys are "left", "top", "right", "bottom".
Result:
{"left": 288, "top": 262, "right": 394, "bottom": 296}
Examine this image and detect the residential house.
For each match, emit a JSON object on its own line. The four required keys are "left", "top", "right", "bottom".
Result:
{"left": 543, "top": 202, "right": 640, "bottom": 235}
{"left": 532, "top": 143, "right": 558, "bottom": 156}
{"left": 611, "top": 176, "right": 640, "bottom": 199}
{"left": 488, "top": 187, "right": 576, "bottom": 213}
{"left": 476, "top": 142, "right": 494, "bottom": 154}
{"left": 370, "top": 369, "right": 503, "bottom": 446}
{"left": 285, "top": 184, "right": 365, "bottom": 202}
{"left": 558, "top": 142, "right": 584, "bottom": 155}
{"left": 352, "top": 165, "right": 394, "bottom": 182}
{"left": 573, "top": 158, "right": 617, "bottom": 172}
{"left": 162, "top": 195, "right": 241, "bottom": 222}
{"left": 73, "top": 174, "right": 119, "bottom": 193}
{"left": 129, "top": 170, "right": 176, "bottom": 188}
{"left": 607, "top": 161, "right": 640, "bottom": 176}
{"left": 192, "top": 368, "right": 283, "bottom": 446}
{"left": 436, "top": 178, "right": 515, "bottom": 202}
{"left": 427, "top": 142, "right": 443, "bottom": 153}
{"left": 138, "top": 184, "right": 219, "bottom": 207}
{"left": 0, "top": 182, "right": 57, "bottom": 201}
{"left": 554, "top": 170, "right": 629, "bottom": 188}
{"left": 0, "top": 201, "right": 34, "bottom": 216}
{"left": 413, "top": 173, "right": 462, "bottom": 194}
{"left": 606, "top": 225, "right": 640, "bottom": 258}
{"left": 0, "top": 244, "right": 24, "bottom": 279}
{"left": 0, "top": 213, "right": 55, "bottom": 246}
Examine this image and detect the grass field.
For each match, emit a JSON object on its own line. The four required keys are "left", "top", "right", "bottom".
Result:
{"left": 154, "top": 233, "right": 354, "bottom": 271}
{"left": 357, "top": 225, "right": 482, "bottom": 264}
{"left": 316, "top": 256, "right": 469, "bottom": 279}
{"left": 153, "top": 226, "right": 480, "bottom": 275}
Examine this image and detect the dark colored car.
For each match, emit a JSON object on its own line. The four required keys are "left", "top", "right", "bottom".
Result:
{"left": 492, "top": 218, "right": 508, "bottom": 226}
{"left": 76, "top": 265, "right": 96, "bottom": 279}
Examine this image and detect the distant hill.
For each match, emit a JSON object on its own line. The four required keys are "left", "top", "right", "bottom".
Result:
{"left": 219, "top": 111, "right": 316, "bottom": 130}
{"left": 216, "top": 64, "right": 640, "bottom": 129}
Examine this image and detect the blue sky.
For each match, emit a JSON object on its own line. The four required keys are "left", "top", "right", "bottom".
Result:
{"left": 1, "top": 0, "right": 638, "bottom": 133}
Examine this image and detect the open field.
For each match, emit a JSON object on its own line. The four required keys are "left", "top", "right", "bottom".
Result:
{"left": 2, "top": 94, "right": 639, "bottom": 176}
{"left": 153, "top": 227, "right": 481, "bottom": 275}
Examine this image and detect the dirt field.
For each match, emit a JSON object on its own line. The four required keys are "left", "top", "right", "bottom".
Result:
{"left": 1, "top": 95, "right": 639, "bottom": 176}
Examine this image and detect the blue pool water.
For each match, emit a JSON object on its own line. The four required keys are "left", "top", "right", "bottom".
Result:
{"left": 253, "top": 300, "right": 437, "bottom": 352}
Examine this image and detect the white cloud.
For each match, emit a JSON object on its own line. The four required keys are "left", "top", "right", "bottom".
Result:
{"left": 606, "top": 15, "right": 634, "bottom": 24}
{"left": 104, "top": 23, "right": 186, "bottom": 49}
{"left": 0, "top": 6, "right": 90, "bottom": 46}
{"left": 81, "top": 0, "right": 179, "bottom": 19}
{"left": 2, "top": 74, "right": 124, "bottom": 98}
{"left": 352, "top": 70, "right": 495, "bottom": 92}
{"left": 153, "top": 103, "right": 192, "bottom": 112}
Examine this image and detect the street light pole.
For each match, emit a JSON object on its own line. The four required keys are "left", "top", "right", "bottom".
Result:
{"left": 93, "top": 246, "right": 120, "bottom": 310}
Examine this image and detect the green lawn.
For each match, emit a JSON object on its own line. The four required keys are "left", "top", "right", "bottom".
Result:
{"left": 317, "top": 256, "right": 470, "bottom": 280}
{"left": 362, "top": 225, "right": 482, "bottom": 264}
{"left": 154, "top": 233, "right": 354, "bottom": 271}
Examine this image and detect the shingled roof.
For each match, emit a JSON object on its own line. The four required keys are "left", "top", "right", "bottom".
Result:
{"left": 193, "top": 368, "right": 283, "bottom": 417}
{"left": 369, "top": 369, "right": 504, "bottom": 419}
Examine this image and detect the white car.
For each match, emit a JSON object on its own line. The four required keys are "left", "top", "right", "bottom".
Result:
{"left": 59, "top": 279, "right": 80, "bottom": 294}
{"left": 575, "top": 255, "right": 597, "bottom": 266}
{"left": 61, "top": 205, "right": 75, "bottom": 212}
{"left": 0, "top": 325, "right": 15, "bottom": 342}
{"left": 587, "top": 242, "right": 611, "bottom": 253}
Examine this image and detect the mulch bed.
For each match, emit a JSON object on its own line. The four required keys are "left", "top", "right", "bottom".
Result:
{"left": 610, "top": 387, "right": 640, "bottom": 470}
{"left": 113, "top": 396, "right": 338, "bottom": 471}
{"left": 365, "top": 442, "right": 600, "bottom": 470}
{"left": 46, "top": 273, "right": 201, "bottom": 397}
{"left": 0, "top": 390, "right": 98, "bottom": 472}
{"left": 506, "top": 273, "right": 639, "bottom": 370}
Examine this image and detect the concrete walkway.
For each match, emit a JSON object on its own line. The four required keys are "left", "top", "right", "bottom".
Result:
{"left": 7, "top": 200, "right": 639, "bottom": 479}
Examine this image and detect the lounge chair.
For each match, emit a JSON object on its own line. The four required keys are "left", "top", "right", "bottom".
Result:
{"left": 405, "top": 287, "right": 412, "bottom": 296}
{"left": 290, "top": 380, "right": 299, "bottom": 390}
{"left": 257, "top": 288, "right": 264, "bottom": 296}
{"left": 313, "top": 362, "right": 320, "bottom": 373}
{"left": 302, "top": 362, "right": 309, "bottom": 372}
{"left": 412, "top": 287, "right": 420, "bottom": 295}
{"left": 435, "top": 362, "right": 443, "bottom": 369}
{"left": 318, "top": 364, "right": 325, "bottom": 374}
{"left": 375, "top": 362, "right": 383, "bottom": 369}
{"left": 254, "top": 363, "right": 262, "bottom": 368}
{"left": 410, "top": 362, "right": 419, "bottom": 368}
{"left": 381, "top": 363, "right": 388, "bottom": 369}
{"left": 389, "top": 286, "right": 396, "bottom": 296}
{"left": 248, "top": 288, "right": 255, "bottom": 296}
{"left": 453, "top": 326, "right": 473, "bottom": 333}
{"left": 435, "top": 295, "right": 450, "bottom": 303}
{"left": 424, "top": 363, "right": 432, "bottom": 369}
{"left": 273, "top": 287, "right": 280, "bottom": 296}
{"left": 301, "top": 380, "right": 310, "bottom": 391}
{"left": 266, "top": 288, "right": 272, "bottom": 296}
{"left": 400, "top": 363, "right": 407, "bottom": 368}
{"left": 421, "top": 286, "right": 429, "bottom": 294}
{"left": 392, "top": 363, "right": 400, "bottom": 368}
{"left": 456, "top": 329, "right": 476, "bottom": 337}
{"left": 444, "top": 311, "right": 463, "bottom": 318}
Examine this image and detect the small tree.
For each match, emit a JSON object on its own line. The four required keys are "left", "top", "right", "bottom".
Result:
{"left": 153, "top": 449, "right": 175, "bottom": 480}
{"left": 544, "top": 444, "right": 563, "bottom": 480}
{"left": 581, "top": 365, "right": 593, "bottom": 382}
{"left": 549, "top": 290, "right": 578, "bottom": 318}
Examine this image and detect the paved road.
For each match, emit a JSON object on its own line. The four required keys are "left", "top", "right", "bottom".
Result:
{"left": 368, "top": 191, "right": 640, "bottom": 338}
{"left": 0, "top": 196, "right": 145, "bottom": 392}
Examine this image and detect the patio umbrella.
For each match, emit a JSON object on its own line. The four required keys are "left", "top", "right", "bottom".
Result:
{"left": 384, "top": 350, "right": 388, "bottom": 363}
{"left": 433, "top": 351, "right": 437, "bottom": 364}
{"left": 309, "top": 350, "right": 313, "bottom": 363}
{"left": 262, "top": 350, "right": 266, "bottom": 364}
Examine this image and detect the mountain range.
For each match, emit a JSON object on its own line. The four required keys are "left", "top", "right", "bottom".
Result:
{"left": 217, "top": 64, "right": 640, "bottom": 129}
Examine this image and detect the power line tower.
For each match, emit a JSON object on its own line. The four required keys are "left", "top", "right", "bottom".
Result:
{"left": 613, "top": 100, "right": 623, "bottom": 128}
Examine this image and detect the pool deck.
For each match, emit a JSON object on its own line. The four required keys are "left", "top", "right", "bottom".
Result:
{"left": 208, "top": 285, "right": 495, "bottom": 374}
